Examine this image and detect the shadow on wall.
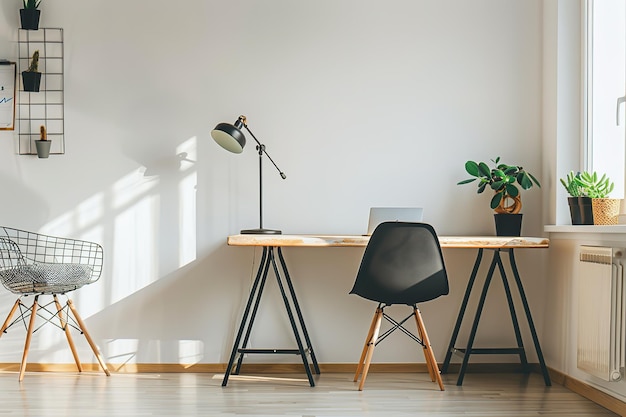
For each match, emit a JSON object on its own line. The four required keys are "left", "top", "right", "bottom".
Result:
{"left": 84, "top": 243, "right": 246, "bottom": 369}
{"left": 0, "top": 136, "right": 209, "bottom": 366}
{"left": 0, "top": 135, "right": 249, "bottom": 367}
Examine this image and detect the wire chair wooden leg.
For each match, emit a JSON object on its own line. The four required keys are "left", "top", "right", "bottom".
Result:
{"left": 66, "top": 299, "right": 110, "bottom": 376}
{"left": 354, "top": 307, "right": 382, "bottom": 382}
{"left": 19, "top": 295, "right": 39, "bottom": 382}
{"left": 414, "top": 306, "right": 444, "bottom": 391}
{"left": 54, "top": 295, "right": 82, "bottom": 373}
{"left": 357, "top": 307, "right": 383, "bottom": 391}
{"left": 0, "top": 298, "right": 21, "bottom": 335}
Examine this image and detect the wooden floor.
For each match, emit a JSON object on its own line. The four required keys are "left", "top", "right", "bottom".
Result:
{"left": 0, "top": 371, "right": 618, "bottom": 416}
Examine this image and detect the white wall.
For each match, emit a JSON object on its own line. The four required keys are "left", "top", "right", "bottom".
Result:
{"left": 0, "top": 0, "right": 547, "bottom": 367}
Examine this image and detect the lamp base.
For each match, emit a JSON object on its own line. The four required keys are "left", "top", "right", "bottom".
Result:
{"left": 241, "top": 228, "right": 282, "bottom": 235}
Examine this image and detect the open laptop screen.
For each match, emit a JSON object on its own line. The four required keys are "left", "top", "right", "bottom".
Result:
{"left": 366, "top": 207, "right": 424, "bottom": 235}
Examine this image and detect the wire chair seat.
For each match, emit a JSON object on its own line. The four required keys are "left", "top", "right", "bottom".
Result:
{"left": 0, "top": 226, "right": 109, "bottom": 381}
{"left": 0, "top": 227, "right": 102, "bottom": 295}
{"left": 0, "top": 263, "right": 94, "bottom": 294}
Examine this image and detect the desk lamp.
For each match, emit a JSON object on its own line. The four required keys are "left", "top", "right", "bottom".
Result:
{"left": 211, "top": 115, "right": 286, "bottom": 234}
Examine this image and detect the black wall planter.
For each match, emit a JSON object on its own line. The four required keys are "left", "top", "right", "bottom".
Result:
{"left": 19, "top": 9, "right": 40, "bottom": 30}
{"left": 494, "top": 213, "right": 523, "bottom": 236}
{"left": 22, "top": 71, "right": 41, "bottom": 92}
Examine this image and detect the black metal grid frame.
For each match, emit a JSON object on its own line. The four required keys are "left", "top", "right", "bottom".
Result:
{"left": 17, "top": 28, "right": 65, "bottom": 155}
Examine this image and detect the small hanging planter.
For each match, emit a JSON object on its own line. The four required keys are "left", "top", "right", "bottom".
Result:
{"left": 19, "top": 8, "right": 40, "bottom": 30}
{"left": 22, "top": 71, "right": 41, "bottom": 92}
{"left": 19, "top": 0, "right": 42, "bottom": 30}
{"left": 35, "top": 125, "right": 50, "bottom": 158}
{"left": 21, "top": 50, "right": 41, "bottom": 92}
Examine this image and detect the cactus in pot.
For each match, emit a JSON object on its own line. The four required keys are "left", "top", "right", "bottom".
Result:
{"left": 22, "top": 50, "right": 41, "bottom": 92}
{"left": 35, "top": 124, "right": 51, "bottom": 158}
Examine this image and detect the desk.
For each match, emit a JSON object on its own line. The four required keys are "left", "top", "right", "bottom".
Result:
{"left": 223, "top": 234, "right": 550, "bottom": 386}
{"left": 439, "top": 239, "right": 551, "bottom": 387}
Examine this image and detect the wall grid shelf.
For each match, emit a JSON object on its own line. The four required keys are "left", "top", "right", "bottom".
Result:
{"left": 17, "top": 28, "right": 64, "bottom": 155}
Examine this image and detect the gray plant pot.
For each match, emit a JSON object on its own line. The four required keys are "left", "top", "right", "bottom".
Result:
{"left": 35, "top": 140, "right": 51, "bottom": 158}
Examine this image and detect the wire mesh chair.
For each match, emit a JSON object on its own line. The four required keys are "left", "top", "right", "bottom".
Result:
{"left": 350, "top": 221, "right": 449, "bottom": 391}
{"left": 0, "top": 226, "right": 110, "bottom": 381}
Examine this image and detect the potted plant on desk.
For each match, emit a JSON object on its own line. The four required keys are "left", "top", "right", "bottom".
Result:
{"left": 458, "top": 156, "right": 541, "bottom": 236}
{"left": 560, "top": 171, "right": 593, "bottom": 225}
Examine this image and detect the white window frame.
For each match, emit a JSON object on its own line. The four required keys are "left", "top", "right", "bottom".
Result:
{"left": 583, "top": 0, "right": 626, "bottom": 199}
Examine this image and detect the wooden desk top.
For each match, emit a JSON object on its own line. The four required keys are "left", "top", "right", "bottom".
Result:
{"left": 227, "top": 234, "right": 549, "bottom": 249}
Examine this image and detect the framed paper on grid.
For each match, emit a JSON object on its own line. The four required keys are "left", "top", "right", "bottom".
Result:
{"left": 0, "top": 62, "right": 16, "bottom": 130}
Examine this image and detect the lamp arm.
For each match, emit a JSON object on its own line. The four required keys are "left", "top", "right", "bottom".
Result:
{"left": 243, "top": 125, "right": 287, "bottom": 180}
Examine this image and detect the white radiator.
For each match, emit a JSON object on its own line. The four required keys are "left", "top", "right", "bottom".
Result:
{"left": 577, "top": 246, "right": 626, "bottom": 382}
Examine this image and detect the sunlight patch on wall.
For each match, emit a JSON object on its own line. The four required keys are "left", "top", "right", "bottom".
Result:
{"left": 103, "top": 339, "right": 204, "bottom": 365}
{"left": 38, "top": 137, "right": 199, "bottom": 311}
{"left": 112, "top": 168, "right": 159, "bottom": 210}
{"left": 177, "top": 137, "right": 197, "bottom": 267}
{"left": 179, "top": 339, "right": 203, "bottom": 365}
{"left": 179, "top": 172, "right": 197, "bottom": 267}
{"left": 111, "top": 193, "right": 159, "bottom": 303}
{"left": 42, "top": 193, "right": 104, "bottom": 239}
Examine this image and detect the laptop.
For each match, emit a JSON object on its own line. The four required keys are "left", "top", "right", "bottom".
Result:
{"left": 365, "top": 207, "right": 424, "bottom": 235}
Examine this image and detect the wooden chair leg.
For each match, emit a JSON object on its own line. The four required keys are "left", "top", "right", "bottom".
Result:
{"left": 66, "top": 299, "right": 110, "bottom": 376}
{"left": 357, "top": 307, "right": 383, "bottom": 391}
{"left": 414, "top": 308, "right": 436, "bottom": 382}
{"left": 414, "top": 306, "right": 444, "bottom": 391}
{"left": 0, "top": 298, "right": 21, "bottom": 335}
{"left": 54, "top": 295, "right": 82, "bottom": 372}
{"left": 354, "top": 308, "right": 381, "bottom": 382}
{"left": 19, "top": 295, "right": 39, "bottom": 382}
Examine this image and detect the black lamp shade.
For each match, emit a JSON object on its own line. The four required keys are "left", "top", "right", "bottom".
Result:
{"left": 211, "top": 122, "right": 246, "bottom": 154}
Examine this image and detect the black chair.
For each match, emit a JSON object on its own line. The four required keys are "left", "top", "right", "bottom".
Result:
{"left": 0, "top": 227, "right": 110, "bottom": 381}
{"left": 350, "top": 221, "right": 449, "bottom": 391}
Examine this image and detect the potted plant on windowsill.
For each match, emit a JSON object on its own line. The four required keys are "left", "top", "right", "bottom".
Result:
{"left": 559, "top": 171, "right": 593, "bottom": 225}
{"left": 575, "top": 171, "right": 619, "bottom": 225}
{"left": 21, "top": 50, "right": 41, "bottom": 92}
{"left": 20, "top": 0, "right": 41, "bottom": 30}
{"left": 458, "top": 156, "right": 541, "bottom": 236}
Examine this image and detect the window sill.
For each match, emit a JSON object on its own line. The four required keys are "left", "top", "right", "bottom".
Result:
{"left": 545, "top": 224, "right": 626, "bottom": 234}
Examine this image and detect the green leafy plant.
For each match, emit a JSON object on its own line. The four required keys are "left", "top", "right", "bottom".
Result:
{"left": 22, "top": 0, "right": 41, "bottom": 9}
{"left": 574, "top": 171, "right": 614, "bottom": 198}
{"left": 559, "top": 171, "right": 586, "bottom": 197}
{"left": 26, "top": 50, "right": 39, "bottom": 72}
{"left": 458, "top": 156, "right": 541, "bottom": 213}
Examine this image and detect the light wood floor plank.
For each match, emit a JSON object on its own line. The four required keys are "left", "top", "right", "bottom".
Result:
{"left": 0, "top": 371, "right": 617, "bottom": 416}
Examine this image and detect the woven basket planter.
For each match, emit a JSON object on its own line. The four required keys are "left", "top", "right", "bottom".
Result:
{"left": 591, "top": 198, "right": 621, "bottom": 225}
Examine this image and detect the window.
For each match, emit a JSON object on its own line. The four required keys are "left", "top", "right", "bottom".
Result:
{"left": 585, "top": 0, "right": 625, "bottom": 198}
